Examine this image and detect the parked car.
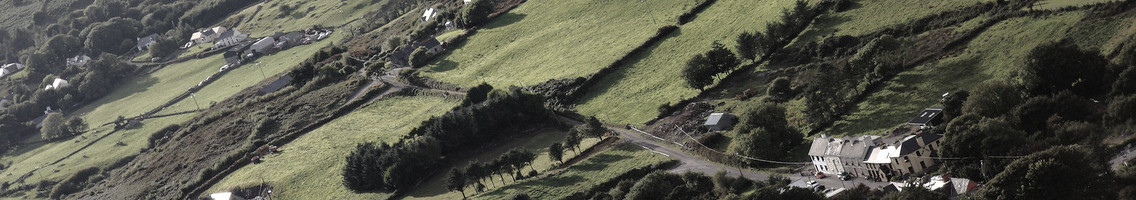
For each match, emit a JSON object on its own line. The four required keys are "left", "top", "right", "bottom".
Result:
{"left": 807, "top": 180, "right": 818, "bottom": 187}
{"left": 815, "top": 172, "right": 826, "bottom": 179}
{"left": 838, "top": 172, "right": 852, "bottom": 181}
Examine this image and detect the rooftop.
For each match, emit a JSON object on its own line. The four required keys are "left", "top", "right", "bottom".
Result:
{"left": 908, "top": 108, "right": 943, "bottom": 125}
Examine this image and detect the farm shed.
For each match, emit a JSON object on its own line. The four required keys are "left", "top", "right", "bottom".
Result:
{"left": 907, "top": 107, "right": 943, "bottom": 127}
{"left": 704, "top": 113, "right": 736, "bottom": 131}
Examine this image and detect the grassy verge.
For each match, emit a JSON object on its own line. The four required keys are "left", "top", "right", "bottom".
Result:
{"left": 575, "top": 0, "right": 796, "bottom": 125}
{"left": 420, "top": 0, "right": 699, "bottom": 88}
{"left": 403, "top": 131, "right": 602, "bottom": 200}
{"left": 821, "top": 11, "right": 1086, "bottom": 136}
{"left": 205, "top": 95, "right": 458, "bottom": 199}
{"left": 471, "top": 143, "right": 673, "bottom": 200}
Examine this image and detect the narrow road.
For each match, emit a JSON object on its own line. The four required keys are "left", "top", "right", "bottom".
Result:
{"left": 607, "top": 126, "right": 890, "bottom": 190}
{"left": 1111, "top": 144, "right": 1136, "bottom": 172}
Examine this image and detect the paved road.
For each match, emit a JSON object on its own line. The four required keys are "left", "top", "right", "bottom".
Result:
{"left": 608, "top": 126, "right": 890, "bottom": 190}
{"left": 1111, "top": 144, "right": 1136, "bottom": 171}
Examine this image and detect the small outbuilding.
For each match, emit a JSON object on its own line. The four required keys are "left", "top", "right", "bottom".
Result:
{"left": 250, "top": 37, "right": 276, "bottom": 54}
{"left": 704, "top": 113, "right": 736, "bottom": 131}
{"left": 208, "top": 192, "right": 247, "bottom": 200}
{"left": 44, "top": 78, "right": 70, "bottom": 90}
{"left": 136, "top": 34, "right": 159, "bottom": 51}
{"left": 907, "top": 107, "right": 943, "bottom": 127}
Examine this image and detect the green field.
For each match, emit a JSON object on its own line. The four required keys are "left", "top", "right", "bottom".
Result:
{"left": 420, "top": 0, "right": 699, "bottom": 88}
{"left": 472, "top": 143, "right": 673, "bottom": 200}
{"left": 404, "top": 131, "right": 601, "bottom": 200}
{"left": 794, "top": 0, "right": 981, "bottom": 45}
{"left": 822, "top": 11, "right": 1087, "bottom": 136}
{"left": 159, "top": 33, "right": 346, "bottom": 115}
{"left": 226, "top": 0, "right": 389, "bottom": 37}
{"left": 574, "top": 0, "right": 797, "bottom": 125}
{"left": 1033, "top": 0, "right": 1115, "bottom": 10}
{"left": 206, "top": 96, "right": 457, "bottom": 199}
{"left": 0, "top": 114, "right": 190, "bottom": 193}
{"left": 70, "top": 54, "right": 225, "bottom": 127}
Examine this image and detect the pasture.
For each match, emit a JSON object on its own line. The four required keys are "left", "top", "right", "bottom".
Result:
{"left": 205, "top": 95, "right": 457, "bottom": 200}
{"left": 794, "top": 0, "right": 981, "bottom": 45}
{"left": 575, "top": 0, "right": 797, "bottom": 125}
{"left": 420, "top": 0, "right": 700, "bottom": 88}
{"left": 822, "top": 11, "right": 1087, "bottom": 136}
{"left": 472, "top": 143, "right": 673, "bottom": 200}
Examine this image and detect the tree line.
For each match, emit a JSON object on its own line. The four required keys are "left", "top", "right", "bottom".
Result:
{"left": 342, "top": 88, "right": 551, "bottom": 191}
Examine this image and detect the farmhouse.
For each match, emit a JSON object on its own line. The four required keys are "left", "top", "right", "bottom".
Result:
{"left": 389, "top": 38, "right": 446, "bottom": 67}
{"left": 809, "top": 132, "right": 942, "bottom": 181}
{"left": 0, "top": 63, "right": 22, "bottom": 78}
{"left": 250, "top": 37, "right": 276, "bottom": 54}
{"left": 44, "top": 78, "right": 70, "bottom": 90}
{"left": 703, "top": 113, "right": 736, "bottom": 131}
{"left": 191, "top": 26, "right": 228, "bottom": 43}
{"left": 66, "top": 55, "right": 91, "bottom": 68}
{"left": 214, "top": 29, "right": 249, "bottom": 48}
{"left": 908, "top": 107, "right": 943, "bottom": 127}
{"left": 136, "top": 34, "right": 159, "bottom": 51}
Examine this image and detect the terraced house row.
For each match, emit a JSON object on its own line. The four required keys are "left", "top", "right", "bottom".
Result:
{"left": 809, "top": 108, "right": 945, "bottom": 181}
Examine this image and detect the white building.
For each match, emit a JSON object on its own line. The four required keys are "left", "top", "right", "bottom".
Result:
{"left": 422, "top": 8, "right": 438, "bottom": 22}
{"left": 44, "top": 78, "right": 70, "bottom": 90}
{"left": 703, "top": 113, "right": 736, "bottom": 131}
{"left": 66, "top": 55, "right": 91, "bottom": 68}
{"left": 208, "top": 192, "right": 246, "bottom": 200}
{"left": 192, "top": 27, "right": 228, "bottom": 44}
{"left": 214, "top": 29, "right": 248, "bottom": 48}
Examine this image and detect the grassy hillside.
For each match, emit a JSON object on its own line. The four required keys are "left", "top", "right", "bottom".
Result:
{"left": 69, "top": 55, "right": 225, "bottom": 127}
{"left": 205, "top": 95, "right": 457, "bottom": 200}
{"left": 0, "top": 115, "right": 190, "bottom": 193}
{"left": 159, "top": 33, "right": 346, "bottom": 115}
{"left": 403, "top": 131, "right": 601, "bottom": 200}
{"left": 226, "top": 0, "right": 392, "bottom": 37}
{"left": 574, "top": 0, "right": 797, "bottom": 125}
{"left": 472, "top": 143, "right": 673, "bottom": 200}
{"left": 794, "top": 0, "right": 981, "bottom": 45}
{"left": 823, "top": 11, "right": 1088, "bottom": 136}
{"left": 1033, "top": 0, "right": 1115, "bottom": 10}
{"left": 420, "top": 0, "right": 699, "bottom": 88}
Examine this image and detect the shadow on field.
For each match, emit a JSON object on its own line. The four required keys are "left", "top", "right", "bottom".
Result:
{"left": 482, "top": 13, "right": 526, "bottom": 30}
{"left": 536, "top": 175, "right": 584, "bottom": 187}
{"left": 795, "top": 14, "right": 851, "bottom": 45}
{"left": 430, "top": 59, "right": 460, "bottom": 72}
{"left": 573, "top": 28, "right": 683, "bottom": 105}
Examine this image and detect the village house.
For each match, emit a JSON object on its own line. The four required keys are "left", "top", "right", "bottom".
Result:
{"left": 191, "top": 26, "right": 228, "bottom": 44}
{"left": 250, "top": 37, "right": 276, "bottom": 54}
{"left": 863, "top": 133, "right": 942, "bottom": 181}
{"left": 703, "top": 113, "right": 736, "bottom": 131}
{"left": 389, "top": 38, "right": 446, "bottom": 67}
{"left": 808, "top": 107, "right": 946, "bottom": 181}
{"left": 136, "top": 34, "right": 159, "bottom": 51}
{"left": 0, "top": 63, "right": 23, "bottom": 78}
{"left": 422, "top": 8, "right": 438, "bottom": 22}
{"left": 224, "top": 42, "right": 253, "bottom": 64}
{"left": 808, "top": 135, "right": 881, "bottom": 177}
{"left": 66, "top": 55, "right": 91, "bottom": 68}
{"left": 214, "top": 29, "right": 248, "bottom": 48}
{"left": 882, "top": 174, "right": 979, "bottom": 198}
{"left": 44, "top": 78, "right": 70, "bottom": 91}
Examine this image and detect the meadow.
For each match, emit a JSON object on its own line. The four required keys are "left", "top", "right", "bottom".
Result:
{"left": 794, "top": 0, "right": 982, "bottom": 45}
{"left": 822, "top": 11, "right": 1088, "bottom": 136}
{"left": 470, "top": 143, "right": 672, "bottom": 200}
{"left": 574, "top": 0, "right": 797, "bottom": 125}
{"left": 205, "top": 95, "right": 457, "bottom": 199}
{"left": 1032, "top": 0, "right": 1116, "bottom": 10}
{"left": 225, "top": 0, "right": 391, "bottom": 37}
{"left": 420, "top": 0, "right": 700, "bottom": 88}
{"left": 403, "top": 130, "right": 601, "bottom": 200}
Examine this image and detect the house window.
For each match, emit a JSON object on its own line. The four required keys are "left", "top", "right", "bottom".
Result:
{"left": 908, "top": 167, "right": 914, "bottom": 173}
{"left": 920, "top": 161, "right": 926, "bottom": 169}
{"left": 916, "top": 151, "right": 922, "bottom": 157}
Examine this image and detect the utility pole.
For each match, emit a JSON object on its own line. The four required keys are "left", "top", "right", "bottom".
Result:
{"left": 257, "top": 61, "right": 265, "bottom": 79}
{"left": 191, "top": 93, "right": 201, "bottom": 110}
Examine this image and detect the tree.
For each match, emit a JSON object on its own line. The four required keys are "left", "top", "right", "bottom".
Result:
{"left": 941, "top": 90, "right": 969, "bottom": 122}
{"left": 447, "top": 168, "right": 467, "bottom": 199}
{"left": 66, "top": 117, "right": 87, "bottom": 134}
{"left": 1023, "top": 40, "right": 1111, "bottom": 97}
{"left": 564, "top": 130, "right": 581, "bottom": 154}
{"left": 1107, "top": 94, "right": 1136, "bottom": 125}
{"left": 40, "top": 113, "right": 67, "bottom": 140}
{"left": 624, "top": 171, "right": 683, "bottom": 200}
{"left": 466, "top": 161, "right": 490, "bottom": 188}
{"left": 962, "top": 80, "right": 1024, "bottom": 118}
{"left": 548, "top": 142, "right": 563, "bottom": 165}
{"left": 1112, "top": 66, "right": 1136, "bottom": 97}
{"left": 766, "top": 76, "right": 793, "bottom": 102}
{"left": 84, "top": 17, "right": 143, "bottom": 55}
{"left": 976, "top": 145, "right": 1112, "bottom": 200}
{"left": 881, "top": 185, "right": 948, "bottom": 200}
{"left": 705, "top": 42, "right": 741, "bottom": 78}
{"left": 461, "top": 0, "right": 494, "bottom": 27}
{"left": 461, "top": 83, "right": 493, "bottom": 107}
{"left": 383, "top": 36, "right": 404, "bottom": 52}
{"left": 735, "top": 31, "right": 767, "bottom": 61}
{"left": 683, "top": 54, "right": 715, "bottom": 90}
{"left": 576, "top": 116, "right": 605, "bottom": 139}
{"left": 149, "top": 35, "right": 179, "bottom": 59}
{"left": 409, "top": 46, "right": 430, "bottom": 68}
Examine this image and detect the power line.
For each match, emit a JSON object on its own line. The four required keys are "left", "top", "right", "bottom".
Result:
{"left": 669, "top": 125, "right": 812, "bottom": 165}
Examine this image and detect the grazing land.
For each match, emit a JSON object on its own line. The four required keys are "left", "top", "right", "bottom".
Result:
{"left": 225, "top": 0, "right": 392, "bottom": 37}
{"left": 823, "top": 11, "right": 1087, "bottom": 136}
{"left": 420, "top": 0, "right": 700, "bottom": 88}
{"left": 575, "top": 0, "right": 797, "bottom": 125}
{"left": 473, "top": 143, "right": 673, "bottom": 200}
{"left": 794, "top": 0, "right": 981, "bottom": 45}
{"left": 205, "top": 95, "right": 457, "bottom": 200}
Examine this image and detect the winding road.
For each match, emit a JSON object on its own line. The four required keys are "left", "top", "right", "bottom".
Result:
{"left": 607, "top": 126, "right": 891, "bottom": 190}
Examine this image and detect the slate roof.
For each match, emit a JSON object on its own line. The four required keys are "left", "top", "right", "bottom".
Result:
{"left": 908, "top": 108, "right": 943, "bottom": 125}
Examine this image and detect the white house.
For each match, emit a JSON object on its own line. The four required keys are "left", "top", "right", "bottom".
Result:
{"left": 0, "top": 68, "right": 9, "bottom": 78}
{"left": 464, "top": 0, "right": 472, "bottom": 4}
{"left": 422, "top": 8, "right": 438, "bottom": 22}
{"left": 250, "top": 37, "right": 276, "bottom": 54}
{"left": 44, "top": 78, "right": 70, "bottom": 90}
{"left": 214, "top": 29, "right": 248, "bottom": 48}
{"left": 136, "top": 34, "right": 159, "bottom": 51}
{"left": 191, "top": 27, "right": 228, "bottom": 43}
{"left": 66, "top": 55, "right": 91, "bottom": 68}
{"left": 208, "top": 192, "right": 246, "bottom": 200}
